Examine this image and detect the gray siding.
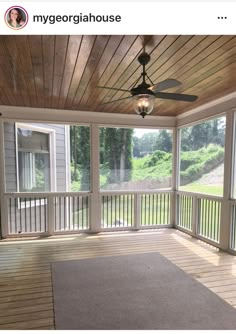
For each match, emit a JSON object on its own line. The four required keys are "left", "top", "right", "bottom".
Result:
{"left": 4, "top": 123, "right": 17, "bottom": 192}
{"left": 4, "top": 122, "right": 68, "bottom": 192}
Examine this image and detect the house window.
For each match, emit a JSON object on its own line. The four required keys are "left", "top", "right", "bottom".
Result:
{"left": 17, "top": 126, "right": 51, "bottom": 192}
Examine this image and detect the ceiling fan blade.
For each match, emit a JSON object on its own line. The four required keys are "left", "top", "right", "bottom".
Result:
{"left": 149, "top": 79, "right": 182, "bottom": 93}
{"left": 155, "top": 92, "right": 198, "bottom": 102}
{"left": 97, "top": 86, "right": 130, "bottom": 93}
{"left": 100, "top": 96, "right": 133, "bottom": 105}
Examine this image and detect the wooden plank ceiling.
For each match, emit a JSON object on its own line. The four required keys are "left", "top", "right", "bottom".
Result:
{"left": 0, "top": 35, "right": 236, "bottom": 117}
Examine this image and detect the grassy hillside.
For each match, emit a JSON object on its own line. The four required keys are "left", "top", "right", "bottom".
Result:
{"left": 132, "top": 144, "right": 223, "bottom": 182}
{"left": 180, "top": 144, "right": 224, "bottom": 184}
{"left": 132, "top": 151, "right": 172, "bottom": 181}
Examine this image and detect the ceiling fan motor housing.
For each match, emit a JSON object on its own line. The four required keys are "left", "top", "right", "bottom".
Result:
{"left": 138, "top": 52, "right": 151, "bottom": 66}
{"left": 131, "top": 82, "right": 155, "bottom": 96}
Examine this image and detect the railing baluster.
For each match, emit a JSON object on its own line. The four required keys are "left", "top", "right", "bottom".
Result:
{"left": 30, "top": 198, "right": 32, "bottom": 232}
{"left": 55, "top": 197, "right": 57, "bottom": 232}
{"left": 185, "top": 196, "right": 188, "bottom": 229}
{"left": 59, "top": 197, "right": 61, "bottom": 231}
{"left": 131, "top": 195, "right": 133, "bottom": 226}
{"left": 81, "top": 196, "right": 84, "bottom": 229}
{"left": 14, "top": 198, "right": 17, "bottom": 234}
{"left": 9, "top": 198, "right": 12, "bottom": 234}
{"left": 188, "top": 196, "right": 190, "bottom": 230}
{"left": 39, "top": 198, "right": 42, "bottom": 232}
{"left": 24, "top": 198, "right": 27, "bottom": 233}
{"left": 233, "top": 206, "right": 235, "bottom": 249}
{"left": 64, "top": 197, "right": 66, "bottom": 230}
{"left": 68, "top": 196, "right": 71, "bottom": 230}
{"left": 167, "top": 194, "right": 170, "bottom": 225}
{"left": 163, "top": 194, "right": 166, "bottom": 225}
{"left": 19, "top": 199, "right": 22, "bottom": 233}
{"left": 86, "top": 197, "right": 89, "bottom": 229}
{"left": 218, "top": 201, "right": 221, "bottom": 241}
{"left": 72, "top": 196, "right": 75, "bottom": 230}
{"left": 210, "top": 201, "right": 213, "bottom": 240}
{"left": 77, "top": 196, "right": 80, "bottom": 229}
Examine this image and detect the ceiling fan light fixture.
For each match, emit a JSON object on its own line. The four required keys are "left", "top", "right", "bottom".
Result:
{"left": 133, "top": 94, "right": 155, "bottom": 118}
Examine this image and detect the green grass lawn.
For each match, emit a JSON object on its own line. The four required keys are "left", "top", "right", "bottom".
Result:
{"left": 101, "top": 195, "right": 170, "bottom": 228}
{"left": 180, "top": 183, "right": 223, "bottom": 196}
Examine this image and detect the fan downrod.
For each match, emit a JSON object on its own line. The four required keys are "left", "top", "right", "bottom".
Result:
{"left": 138, "top": 52, "right": 151, "bottom": 66}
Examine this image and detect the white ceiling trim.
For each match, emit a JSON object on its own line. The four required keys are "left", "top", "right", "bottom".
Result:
{"left": 0, "top": 106, "right": 176, "bottom": 128}
{"left": 177, "top": 91, "right": 236, "bottom": 120}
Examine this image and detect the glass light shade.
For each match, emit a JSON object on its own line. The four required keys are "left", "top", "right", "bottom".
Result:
{"left": 133, "top": 94, "right": 155, "bottom": 118}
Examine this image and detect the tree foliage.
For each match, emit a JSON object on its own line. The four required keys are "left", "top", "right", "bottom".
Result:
{"left": 133, "top": 130, "right": 172, "bottom": 157}
{"left": 70, "top": 126, "right": 90, "bottom": 190}
{"left": 181, "top": 118, "right": 225, "bottom": 151}
{"left": 103, "top": 128, "right": 133, "bottom": 184}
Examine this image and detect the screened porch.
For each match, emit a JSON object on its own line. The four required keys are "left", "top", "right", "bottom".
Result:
{"left": 1, "top": 34, "right": 236, "bottom": 329}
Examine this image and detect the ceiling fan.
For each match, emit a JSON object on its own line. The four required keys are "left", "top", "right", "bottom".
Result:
{"left": 98, "top": 51, "right": 198, "bottom": 118}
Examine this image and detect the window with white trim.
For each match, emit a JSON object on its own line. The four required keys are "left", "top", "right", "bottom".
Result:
{"left": 17, "top": 125, "right": 52, "bottom": 192}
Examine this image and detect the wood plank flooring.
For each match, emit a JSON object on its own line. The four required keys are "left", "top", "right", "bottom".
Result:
{"left": 1, "top": 229, "right": 236, "bottom": 329}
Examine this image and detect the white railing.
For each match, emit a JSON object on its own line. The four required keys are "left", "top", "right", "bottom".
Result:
{"left": 3, "top": 192, "right": 90, "bottom": 237}
{"left": 101, "top": 193, "right": 134, "bottom": 229}
{"left": 176, "top": 191, "right": 223, "bottom": 246}
{"left": 2, "top": 190, "right": 173, "bottom": 236}
{"left": 177, "top": 193, "right": 193, "bottom": 231}
{"left": 4, "top": 190, "right": 235, "bottom": 253}
{"left": 100, "top": 190, "right": 173, "bottom": 231}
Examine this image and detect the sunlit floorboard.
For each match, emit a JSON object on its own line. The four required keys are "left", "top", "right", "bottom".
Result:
{"left": 0, "top": 229, "right": 236, "bottom": 329}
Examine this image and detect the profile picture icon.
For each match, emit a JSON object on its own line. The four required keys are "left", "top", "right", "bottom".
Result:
{"left": 5, "top": 6, "right": 28, "bottom": 30}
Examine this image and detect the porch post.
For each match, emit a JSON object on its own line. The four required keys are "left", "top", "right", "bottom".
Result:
{"left": 90, "top": 124, "right": 101, "bottom": 232}
{"left": 0, "top": 121, "right": 8, "bottom": 238}
{"left": 219, "top": 109, "right": 235, "bottom": 250}
{"left": 171, "top": 127, "right": 179, "bottom": 227}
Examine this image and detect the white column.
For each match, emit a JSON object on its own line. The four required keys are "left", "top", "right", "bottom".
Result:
{"left": 171, "top": 127, "right": 179, "bottom": 227}
{"left": 219, "top": 109, "right": 235, "bottom": 250}
{"left": 90, "top": 124, "right": 101, "bottom": 232}
{"left": 0, "top": 121, "right": 8, "bottom": 238}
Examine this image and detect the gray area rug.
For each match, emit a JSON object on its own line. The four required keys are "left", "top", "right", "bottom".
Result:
{"left": 52, "top": 252, "right": 236, "bottom": 329}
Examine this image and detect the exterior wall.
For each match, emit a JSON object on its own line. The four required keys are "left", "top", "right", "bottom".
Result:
{"left": 4, "top": 122, "right": 68, "bottom": 192}
{"left": 4, "top": 123, "right": 17, "bottom": 192}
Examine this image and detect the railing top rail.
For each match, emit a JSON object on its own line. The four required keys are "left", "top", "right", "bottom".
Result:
{"left": 100, "top": 190, "right": 174, "bottom": 196}
{"left": 176, "top": 190, "right": 223, "bottom": 202}
{"left": 4, "top": 192, "right": 91, "bottom": 198}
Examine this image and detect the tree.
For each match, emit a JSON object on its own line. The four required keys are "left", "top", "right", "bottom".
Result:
{"left": 104, "top": 128, "right": 133, "bottom": 184}
{"left": 78, "top": 126, "right": 90, "bottom": 191}
{"left": 70, "top": 126, "right": 90, "bottom": 190}
{"left": 139, "top": 132, "right": 159, "bottom": 155}
{"left": 99, "top": 127, "right": 106, "bottom": 164}
{"left": 180, "top": 117, "right": 226, "bottom": 151}
{"left": 133, "top": 136, "right": 141, "bottom": 157}
{"left": 154, "top": 130, "right": 172, "bottom": 152}
{"left": 70, "top": 126, "right": 79, "bottom": 181}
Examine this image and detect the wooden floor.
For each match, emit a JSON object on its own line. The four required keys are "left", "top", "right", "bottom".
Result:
{"left": 1, "top": 228, "right": 236, "bottom": 329}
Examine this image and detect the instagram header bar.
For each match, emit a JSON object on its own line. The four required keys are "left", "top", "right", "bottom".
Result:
{"left": 0, "top": 2, "right": 235, "bottom": 34}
